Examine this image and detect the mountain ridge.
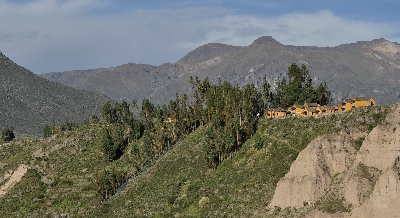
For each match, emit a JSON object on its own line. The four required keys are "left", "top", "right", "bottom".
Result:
{"left": 40, "top": 36, "right": 400, "bottom": 105}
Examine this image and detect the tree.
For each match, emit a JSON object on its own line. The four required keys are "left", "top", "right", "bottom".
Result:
{"left": 91, "top": 114, "right": 100, "bottom": 124}
{"left": 100, "top": 126, "right": 128, "bottom": 162}
{"left": 271, "top": 63, "right": 332, "bottom": 108}
{"left": 43, "top": 125, "right": 52, "bottom": 138}
{"left": 2, "top": 127, "right": 15, "bottom": 141}
{"left": 262, "top": 75, "right": 271, "bottom": 108}
{"left": 100, "top": 127, "right": 116, "bottom": 161}
{"left": 271, "top": 78, "right": 286, "bottom": 108}
{"left": 102, "top": 101, "right": 114, "bottom": 124}
{"left": 131, "top": 98, "right": 139, "bottom": 115}
{"left": 140, "top": 98, "right": 155, "bottom": 123}
{"left": 316, "top": 82, "right": 332, "bottom": 105}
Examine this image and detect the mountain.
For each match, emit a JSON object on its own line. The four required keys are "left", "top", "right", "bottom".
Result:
{"left": 0, "top": 52, "right": 111, "bottom": 136}
{"left": 40, "top": 36, "right": 400, "bottom": 105}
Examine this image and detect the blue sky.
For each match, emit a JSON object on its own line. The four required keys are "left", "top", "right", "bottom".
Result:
{"left": 0, "top": 0, "right": 399, "bottom": 73}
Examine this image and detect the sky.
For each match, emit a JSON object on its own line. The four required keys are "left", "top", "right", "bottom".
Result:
{"left": 1, "top": 0, "right": 399, "bottom": 74}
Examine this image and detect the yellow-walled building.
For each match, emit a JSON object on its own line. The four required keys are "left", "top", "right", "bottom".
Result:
{"left": 353, "top": 97, "right": 376, "bottom": 107}
{"left": 342, "top": 99, "right": 354, "bottom": 111}
{"left": 353, "top": 97, "right": 369, "bottom": 107}
{"left": 324, "top": 105, "right": 336, "bottom": 114}
{"left": 265, "top": 97, "right": 375, "bottom": 119}
{"left": 266, "top": 108, "right": 287, "bottom": 118}
{"left": 292, "top": 104, "right": 305, "bottom": 116}
{"left": 304, "top": 107, "right": 317, "bottom": 116}
{"left": 316, "top": 106, "right": 324, "bottom": 115}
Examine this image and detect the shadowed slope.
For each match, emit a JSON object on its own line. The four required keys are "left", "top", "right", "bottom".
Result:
{"left": 0, "top": 52, "right": 110, "bottom": 135}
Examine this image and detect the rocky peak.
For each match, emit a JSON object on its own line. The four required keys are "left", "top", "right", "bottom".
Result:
{"left": 177, "top": 43, "right": 236, "bottom": 66}
{"left": 250, "top": 36, "right": 282, "bottom": 47}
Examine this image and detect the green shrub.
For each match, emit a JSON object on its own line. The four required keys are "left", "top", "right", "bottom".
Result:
{"left": 351, "top": 136, "right": 365, "bottom": 151}
{"left": 315, "top": 196, "right": 352, "bottom": 214}
{"left": 2, "top": 127, "right": 15, "bottom": 141}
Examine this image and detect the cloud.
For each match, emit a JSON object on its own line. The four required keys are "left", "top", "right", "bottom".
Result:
{"left": 201, "top": 10, "right": 398, "bottom": 47}
{"left": 0, "top": 1, "right": 398, "bottom": 73}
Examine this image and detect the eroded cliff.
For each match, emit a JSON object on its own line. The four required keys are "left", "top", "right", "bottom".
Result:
{"left": 269, "top": 103, "right": 400, "bottom": 217}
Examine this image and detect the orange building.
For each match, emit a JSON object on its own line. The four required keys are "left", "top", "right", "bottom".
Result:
{"left": 323, "top": 105, "right": 336, "bottom": 114}
{"left": 353, "top": 97, "right": 376, "bottom": 107}
{"left": 292, "top": 104, "right": 305, "bottom": 116}
{"left": 342, "top": 99, "right": 354, "bottom": 111}
{"left": 316, "top": 106, "right": 324, "bottom": 115}
{"left": 370, "top": 97, "right": 376, "bottom": 106}
{"left": 267, "top": 108, "right": 287, "bottom": 118}
{"left": 304, "top": 107, "right": 317, "bottom": 116}
{"left": 334, "top": 104, "right": 344, "bottom": 112}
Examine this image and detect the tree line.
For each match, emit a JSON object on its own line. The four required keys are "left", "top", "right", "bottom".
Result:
{"left": 97, "top": 63, "right": 331, "bottom": 170}
{"left": 41, "top": 63, "right": 331, "bottom": 200}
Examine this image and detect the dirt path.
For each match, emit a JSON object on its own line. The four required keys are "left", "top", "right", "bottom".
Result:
{"left": 0, "top": 164, "right": 29, "bottom": 198}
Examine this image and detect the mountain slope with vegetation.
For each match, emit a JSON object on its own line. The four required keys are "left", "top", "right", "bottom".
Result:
{"left": 90, "top": 105, "right": 396, "bottom": 218}
{"left": 40, "top": 36, "right": 400, "bottom": 105}
{"left": 0, "top": 72, "right": 398, "bottom": 217}
{"left": 0, "top": 103, "right": 396, "bottom": 217}
{"left": 0, "top": 52, "right": 111, "bottom": 136}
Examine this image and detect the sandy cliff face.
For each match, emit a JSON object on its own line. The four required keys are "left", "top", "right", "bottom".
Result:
{"left": 268, "top": 133, "right": 356, "bottom": 208}
{"left": 350, "top": 165, "right": 400, "bottom": 217}
{"left": 269, "top": 104, "right": 400, "bottom": 217}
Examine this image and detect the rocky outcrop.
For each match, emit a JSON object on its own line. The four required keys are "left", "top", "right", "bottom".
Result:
{"left": 269, "top": 104, "right": 400, "bottom": 217}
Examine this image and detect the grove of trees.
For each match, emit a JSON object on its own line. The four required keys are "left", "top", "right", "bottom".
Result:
{"left": 96, "top": 63, "right": 331, "bottom": 171}
{"left": 271, "top": 63, "right": 331, "bottom": 108}
{"left": 41, "top": 63, "right": 332, "bottom": 200}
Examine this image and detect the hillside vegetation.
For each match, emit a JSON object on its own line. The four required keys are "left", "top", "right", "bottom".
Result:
{"left": 0, "top": 102, "right": 394, "bottom": 217}
{"left": 2, "top": 60, "right": 399, "bottom": 217}
{"left": 0, "top": 52, "right": 110, "bottom": 136}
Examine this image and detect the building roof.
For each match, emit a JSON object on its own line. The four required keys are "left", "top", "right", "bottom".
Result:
{"left": 273, "top": 107, "right": 286, "bottom": 112}
{"left": 305, "top": 103, "right": 319, "bottom": 107}
{"left": 353, "top": 97, "right": 370, "bottom": 101}
{"left": 293, "top": 104, "right": 305, "bottom": 109}
{"left": 324, "top": 105, "right": 336, "bottom": 110}
{"left": 305, "top": 107, "right": 316, "bottom": 112}
{"left": 343, "top": 99, "right": 353, "bottom": 103}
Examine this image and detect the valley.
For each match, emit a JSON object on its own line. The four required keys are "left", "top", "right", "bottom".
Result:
{"left": 1, "top": 36, "right": 399, "bottom": 217}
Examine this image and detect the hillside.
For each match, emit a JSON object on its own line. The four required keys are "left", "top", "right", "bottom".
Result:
{"left": 0, "top": 52, "right": 111, "bottom": 136}
{"left": 0, "top": 103, "right": 397, "bottom": 217}
{"left": 40, "top": 36, "right": 400, "bottom": 105}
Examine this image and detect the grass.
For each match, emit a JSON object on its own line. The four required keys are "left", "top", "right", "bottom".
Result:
{"left": 91, "top": 106, "right": 388, "bottom": 217}
{"left": 0, "top": 104, "right": 395, "bottom": 217}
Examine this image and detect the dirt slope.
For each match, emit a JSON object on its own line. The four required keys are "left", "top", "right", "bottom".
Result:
{"left": 269, "top": 104, "right": 400, "bottom": 217}
{"left": 0, "top": 164, "right": 28, "bottom": 197}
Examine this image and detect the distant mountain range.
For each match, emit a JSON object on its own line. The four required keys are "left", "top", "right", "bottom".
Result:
{"left": 0, "top": 52, "right": 110, "bottom": 136}
{"left": 40, "top": 36, "right": 400, "bottom": 106}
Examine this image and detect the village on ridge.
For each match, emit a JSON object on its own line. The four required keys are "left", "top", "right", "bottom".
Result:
{"left": 266, "top": 97, "right": 376, "bottom": 118}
